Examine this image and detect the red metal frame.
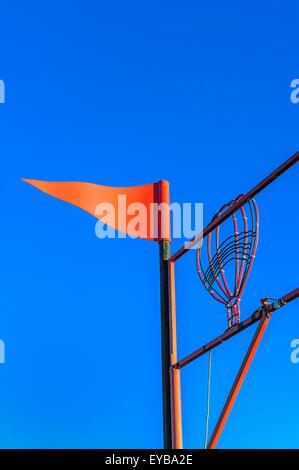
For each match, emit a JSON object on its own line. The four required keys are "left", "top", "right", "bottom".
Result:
{"left": 168, "top": 151, "right": 299, "bottom": 449}
{"left": 170, "top": 284, "right": 299, "bottom": 448}
{"left": 207, "top": 311, "right": 271, "bottom": 449}
{"left": 174, "top": 288, "right": 299, "bottom": 370}
{"left": 207, "top": 289, "right": 299, "bottom": 448}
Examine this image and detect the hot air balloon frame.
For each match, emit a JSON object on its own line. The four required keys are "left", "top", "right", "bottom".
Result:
{"left": 196, "top": 195, "right": 259, "bottom": 328}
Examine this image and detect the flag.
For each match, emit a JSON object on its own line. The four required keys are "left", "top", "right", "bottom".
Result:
{"left": 22, "top": 179, "right": 170, "bottom": 242}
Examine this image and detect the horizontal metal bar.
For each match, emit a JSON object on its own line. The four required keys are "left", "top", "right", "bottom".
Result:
{"left": 174, "top": 286, "right": 299, "bottom": 370}
{"left": 170, "top": 151, "right": 299, "bottom": 263}
{"left": 174, "top": 310, "right": 262, "bottom": 370}
{"left": 282, "top": 287, "right": 299, "bottom": 304}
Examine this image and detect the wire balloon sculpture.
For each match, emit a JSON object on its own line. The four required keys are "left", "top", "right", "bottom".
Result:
{"left": 196, "top": 196, "right": 259, "bottom": 328}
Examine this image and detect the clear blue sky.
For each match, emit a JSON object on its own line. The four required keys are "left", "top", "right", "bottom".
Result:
{"left": 0, "top": 1, "right": 298, "bottom": 448}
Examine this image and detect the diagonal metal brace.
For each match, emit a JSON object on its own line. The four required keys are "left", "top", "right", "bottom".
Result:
{"left": 207, "top": 309, "right": 271, "bottom": 449}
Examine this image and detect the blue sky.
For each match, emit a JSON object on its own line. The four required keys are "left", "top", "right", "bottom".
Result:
{"left": 0, "top": 1, "right": 298, "bottom": 448}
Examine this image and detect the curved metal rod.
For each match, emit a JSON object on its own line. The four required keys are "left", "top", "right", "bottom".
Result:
{"left": 197, "top": 197, "right": 259, "bottom": 326}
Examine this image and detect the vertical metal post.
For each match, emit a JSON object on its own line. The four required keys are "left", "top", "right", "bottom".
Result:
{"left": 159, "top": 240, "right": 172, "bottom": 448}
{"left": 169, "top": 260, "right": 183, "bottom": 448}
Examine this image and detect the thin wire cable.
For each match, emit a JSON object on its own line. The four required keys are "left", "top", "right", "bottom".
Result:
{"left": 204, "top": 351, "right": 212, "bottom": 449}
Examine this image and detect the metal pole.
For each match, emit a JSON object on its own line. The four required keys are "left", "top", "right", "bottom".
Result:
{"left": 169, "top": 260, "right": 183, "bottom": 448}
{"left": 170, "top": 150, "right": 299, "bottom": 262}
{"left": 159, "top": 240, "right": 172, "bottom": 448}
{"left": 282, "top": 287, "right": 299, "bottom": 304}
{"left": 207, "top": 311, "right": 271, "bottom": 449}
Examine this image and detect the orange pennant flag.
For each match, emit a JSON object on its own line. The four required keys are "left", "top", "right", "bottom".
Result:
{"left": 22, "top": 179, "right": 171, "bottom": 242}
